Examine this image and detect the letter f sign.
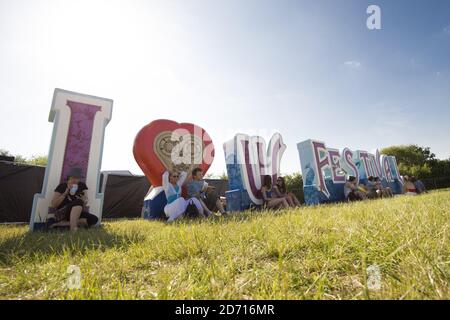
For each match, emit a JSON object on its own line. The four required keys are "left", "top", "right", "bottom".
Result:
{"left": 367, "top": 5, "right": 381, "bottom": 30}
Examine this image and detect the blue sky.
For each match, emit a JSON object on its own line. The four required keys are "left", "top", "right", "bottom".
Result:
{"left": 0, "top": 0, "right": 449, "bottom": 176}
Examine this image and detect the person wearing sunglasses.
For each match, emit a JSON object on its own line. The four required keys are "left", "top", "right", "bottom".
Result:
{"left": 162, "top": 170, "right": 203, "bottom": 222}
{"left": 273, "top": 176, "right": 301, "bottom": 207}
{"left": 260, "top": 175, "right": 290, "bottom": 209}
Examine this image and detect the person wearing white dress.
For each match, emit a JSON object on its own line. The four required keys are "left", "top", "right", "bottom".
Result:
{"left": 162, "top": 171, "right": 203, "bottom": 222}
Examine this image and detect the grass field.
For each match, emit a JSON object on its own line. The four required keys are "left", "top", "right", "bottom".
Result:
{"left": 0, "top": 190, "right": 449, "bottom": 300}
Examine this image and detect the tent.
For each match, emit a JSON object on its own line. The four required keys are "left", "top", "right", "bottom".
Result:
{"left": 0, "top": 161, "right": 45, "bottom": 223}
{"left": 0, "top": 161, "right": 229, "bottom": 223}
{"left": 101, "top": 173, "right": 150, "bottom": 219}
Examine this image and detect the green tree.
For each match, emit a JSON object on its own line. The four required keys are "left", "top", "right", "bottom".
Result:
{"left": 381, "top": 145, "right": 450, "bottom": 180}
{"left": 1, "top": 149, "right": 26, "bottom": 163}
{"left": 0, "top": 149, "right": 47, "bottom": 166}
{"left": 380, "top": 145, "right": 435, "bottom": 167}
{"left": 429, "top": 158, "right": 450, "bottom": 178}
{"left": 27, "top": 155, "right": 48, "bottom": 166}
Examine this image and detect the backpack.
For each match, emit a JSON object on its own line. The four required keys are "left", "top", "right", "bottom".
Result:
{"left": 184, "top": 199, "right": 200, "bottom": 219}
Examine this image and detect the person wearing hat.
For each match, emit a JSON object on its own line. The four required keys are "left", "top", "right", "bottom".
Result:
{"left": 49, "top": 167, "right": 98, "bottom": 231}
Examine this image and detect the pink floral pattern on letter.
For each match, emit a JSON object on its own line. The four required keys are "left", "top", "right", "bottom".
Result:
{"left": 60, "top": 100, "right": 101, "bottom": 182}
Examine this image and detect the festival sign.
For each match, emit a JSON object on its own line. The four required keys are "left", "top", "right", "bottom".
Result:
{"left": 30, "top": 89, "right": 113, "bottom": 230}
{"left": 133, "top": 119, "right": 215, "bottom": 219}
{"left": 223, "top": 133, "right": 286, "bottom": 211}
{"left": 297, "top": 139, "right": 403, "bottom": 205}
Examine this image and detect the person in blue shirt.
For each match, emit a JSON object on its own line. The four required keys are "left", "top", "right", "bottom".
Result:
{"left": 162, "top": 170, "right": 203, "bottom": 222}
{"left": 187, "top": 167, "right": 226, "bottom": 216}
{"left": 411, "top": 176, "right": 427, "bottom": 194}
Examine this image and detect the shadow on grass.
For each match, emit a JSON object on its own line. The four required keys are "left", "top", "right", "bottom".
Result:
{"left": 0, "top": 226, "right": 146, "bottom": 266}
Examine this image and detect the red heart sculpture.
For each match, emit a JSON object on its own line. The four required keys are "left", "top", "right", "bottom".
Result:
{"left": 133, "top": 119, "right": 215, "bottom": 186}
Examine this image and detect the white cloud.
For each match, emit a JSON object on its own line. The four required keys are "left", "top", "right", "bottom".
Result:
{"left": 343, "top": 60, "right": 361, "bottom": 69}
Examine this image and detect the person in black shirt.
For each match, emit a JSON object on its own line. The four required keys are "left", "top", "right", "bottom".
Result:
{"left": 49, "top": 167, "right": 98, "bottom": 231}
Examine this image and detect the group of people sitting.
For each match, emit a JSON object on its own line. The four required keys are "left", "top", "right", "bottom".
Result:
{"left": 48, "top": 166, "right": 429, "bottom": 230}
{"left": 402, "top": 175, "right": 427, "bottom": 195}
{"left": 162, "top": 167, "right": 227, "bottom": 222}
{"left": 260, "top": 175, "right": 301, "bottom": 209}
{"left": 162, "top": 169, "right": 301, "bottom": 222}
{"left": 344, "top": 175, "right": 427, "bottom": 202}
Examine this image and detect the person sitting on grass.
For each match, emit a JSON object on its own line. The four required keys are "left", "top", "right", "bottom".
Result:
{"left": 187, "top": 167, "right": 226, "bottom": 217}
{"left": 162, "top": 170, "right": 203, "bottom": 222}
{"left": 411, "top": 176, "right": 427, "bottom": 194}
{"left": 344, "top": 176, "right": 364, "bottom": 201}
{"left": 49, "top": 167, "right": 98, "bottom": 231}
{"left": 260, "top": 175, "right": 290, "bottom": 209}
{"left": 273, "top": 176, "right": 301, "bottom": 207}
{"left": 403, "top": 175, "right": 418, "bottom": 195}
{"left": 374, "top": 177, "right": 393, "bottom": 197}
{"left": 365, "top": 176, "right": 380, "bottom": 199}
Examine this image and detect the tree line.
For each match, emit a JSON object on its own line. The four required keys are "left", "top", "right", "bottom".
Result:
{"left": 0, "top": 149, "right": 48, "bottom": 166}
{"left": 2, "top": 144, "right": 449, "bottom": 197}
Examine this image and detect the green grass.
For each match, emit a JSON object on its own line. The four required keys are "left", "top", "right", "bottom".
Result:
{"left": 1, "top": 190, "right": 449, "bottom": 300}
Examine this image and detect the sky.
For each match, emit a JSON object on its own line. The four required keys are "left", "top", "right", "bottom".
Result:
{"left": 1, "top": 0, "right": 449, "bottom": 176}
